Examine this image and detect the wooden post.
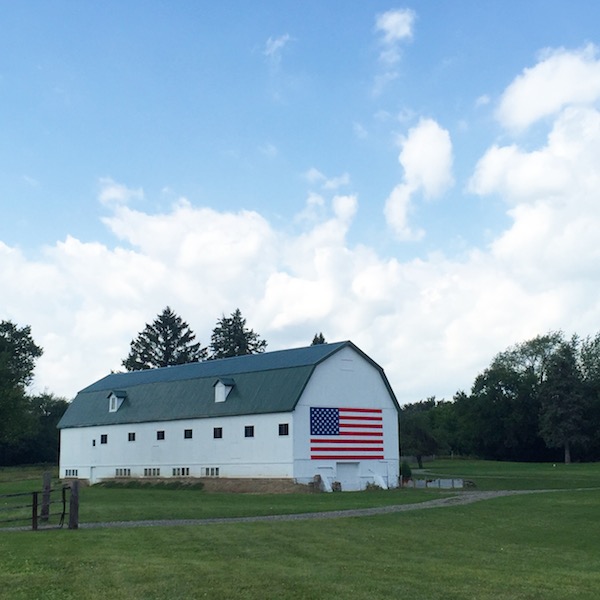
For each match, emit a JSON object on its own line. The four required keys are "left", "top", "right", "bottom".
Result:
{"left": 68, "top": 480, "right": 79, "bottom": 530}
{"left": 41, "top": 471, "right": 51, "bottom": 522}
{"left": 32, "top": 491, "right": 38, "bottom": 531}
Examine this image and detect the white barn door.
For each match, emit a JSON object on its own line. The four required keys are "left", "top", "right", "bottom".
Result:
{"left": 336, "top": 462, "right": 360, "bottom": 491}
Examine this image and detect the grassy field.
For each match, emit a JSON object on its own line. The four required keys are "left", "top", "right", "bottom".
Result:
{"left": 1, "top": 462, "right": 599, "bottom": 599}
{"left": 417, "top": 458, "right": 600, "bottom": 490}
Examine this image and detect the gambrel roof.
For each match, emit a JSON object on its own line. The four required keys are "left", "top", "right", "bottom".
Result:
{"left": 58, "top": 341, "right": 398, "bottom": 429}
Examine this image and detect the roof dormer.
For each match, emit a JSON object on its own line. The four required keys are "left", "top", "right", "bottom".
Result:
{"left": 108, "top": 390, "right": 127, "bottom": 413}
{"left": 213, "top": 378, "right": 235, "bottom": 403}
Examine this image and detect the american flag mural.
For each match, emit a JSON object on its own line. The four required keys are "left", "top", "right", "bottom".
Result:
{"left": 310, "top": 407, "right": 384, "bottom": 460}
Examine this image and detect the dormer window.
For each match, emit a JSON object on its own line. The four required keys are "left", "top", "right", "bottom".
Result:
{"left": 108, "top": 390, "right": 127, "bottom": 413}
{"left": 214, "top": 378, "right": 235, "bottom": 403}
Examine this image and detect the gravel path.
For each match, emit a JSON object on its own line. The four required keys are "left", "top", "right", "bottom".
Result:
{"left": 77, "top": 488, "right": 564, "bottom": 530}
{"left": 5, "top": 487, "right": 593, "bottom": 532}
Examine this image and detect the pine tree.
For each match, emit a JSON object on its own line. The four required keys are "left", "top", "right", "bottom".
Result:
{"left": 122, "top": 307, "right": 207, "bottom": 371}
{"left": 210, "top": 308, "right": 267, "bottom": 359}
{"left": 311, "top": 332, "right": 326, "bottom": 345}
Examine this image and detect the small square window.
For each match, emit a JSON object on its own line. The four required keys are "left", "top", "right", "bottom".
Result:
{"left": 100, "top": 434, "right": 108, "bottom": 444}
{"left": 244, "top": 425, "right": 254, "bottom": 438}
{"left": 213, "top": 427, "right": 223, "bottom": 439}
{"left": 184, "top": 429, "right": 193, "bottom": 439}
{"left": 128, "top": 432, "right": 136, "bottom": 442}
{"left": 157, "top": 430, "right": 165, "bottom": 440}
{"left": 278, "top": 423, "right": 289, "bottom": 436}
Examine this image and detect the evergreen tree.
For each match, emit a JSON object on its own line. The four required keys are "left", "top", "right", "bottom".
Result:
{"left": 311, "top": 332, "right": 326, "bottom": 345}
{"left": 122, "top": 307, "right": 207, "bottom": 371}
{"left": 210, "top": 308, "right": 267, "bottom": 359}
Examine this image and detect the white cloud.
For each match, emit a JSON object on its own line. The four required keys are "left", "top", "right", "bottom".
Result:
{"left": 385, "top": 118, "right": 454, "bottom": 238}
{"left": 4, "top": 46, "right": 600, "bottom": 411}
{"left": 264, "top": 33, "right": 292, "bottom": 68}
{"left": 304, "top": 168, "right": 350, "bottom": 190}
{"left": 383, "top": 183, "right": 424, "bottom": 241}
{"left": 98, "top": 178, "right": 144, "bottom": 206}
{"left": 475, "top": 94, "right": 490, "bottom": 107}
{"left": 372, "top": 8, "right": 416, "bottom": 95}
{"left": 497, "top": 44, "right": 600, "bottom": 131}
{"left": 375, "top": 8, "right": 415, "bottom": 64}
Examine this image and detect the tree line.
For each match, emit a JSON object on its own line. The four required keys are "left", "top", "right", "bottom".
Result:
{"left": 0, "top": 307, "right": 326, "bottom": 466}
{"left": 401, "top": 331, "right": 600, "bottom": 465}
{"left": 0, "top": 321, "right": 68, "bottom": 466}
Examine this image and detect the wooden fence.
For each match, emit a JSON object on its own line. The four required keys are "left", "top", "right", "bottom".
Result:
{"left": 0, "top": 473, "right": 79, "bottom": 530}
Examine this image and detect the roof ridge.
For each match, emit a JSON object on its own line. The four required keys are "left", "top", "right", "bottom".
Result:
{"left": 79, "top": 341, "right": 349, "bottom": 394}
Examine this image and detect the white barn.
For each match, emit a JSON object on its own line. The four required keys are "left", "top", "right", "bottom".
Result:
{"left": 58, "top": 341, "right": 400, "bottom": 491}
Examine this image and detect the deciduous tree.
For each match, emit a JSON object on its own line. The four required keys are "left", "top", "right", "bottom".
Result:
{"left": 0, "top": 320, "right": 43, "bottom": 445}
{"left": 539, "top": 340, "right": 587, "bottom": 464}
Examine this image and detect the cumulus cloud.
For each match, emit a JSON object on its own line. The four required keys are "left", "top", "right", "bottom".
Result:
{"left": 385, "top": 118, "right": 454, "bottom": 239}
{"left": 3, "top": 46, "right": 600, "bottom": 409}
{"left": 496, "top": 44, "right": 600, "bottom": 131}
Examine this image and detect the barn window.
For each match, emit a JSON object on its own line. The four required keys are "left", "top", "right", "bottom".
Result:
{"left": 278, "top": 423, "right": 289, "bottom": 436}
{"left": 244, "top": 425, "right": 254, "bottom": 438}
{"left": 157, "top": 430, "right": 165, "bottom": 440}
{"left": 184, "top": 429, "right": 193, "bottom": 439}
{"left": 213, "top": 427, "right": 222, "bottom": 439}
{"left": 100, "top": 434, "right": 108, "bottom": 444}
{"left": 128, "top": 432, "right": 135, "bottom": 442}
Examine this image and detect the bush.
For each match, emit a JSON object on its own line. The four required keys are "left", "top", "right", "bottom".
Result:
{"left": 400, "top": 460, "right": 412, "bottom": 481}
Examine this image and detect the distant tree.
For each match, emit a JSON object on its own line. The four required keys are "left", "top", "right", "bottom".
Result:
{"left": 0, "top": 320, "right": 43, "bottom": 389}
{"left": 0, "top": 321, "right": 43, "bottom": 445}
{"left": 0, "top": 393, "right": 68, "bottom": 465}
{"left": 122, "top": 307, "right": 207, "bottom": 371}
{"left": 400, "top": 398, "right": 441, "bottom": 468}
{"left": 210, "top": 309, "right": 267, "bottom": 359}
{"left": 539, "top": 340, "right": 587, "bottom": 464}
{"left": 311, "top": 332, "right": 326, "bottom": 345}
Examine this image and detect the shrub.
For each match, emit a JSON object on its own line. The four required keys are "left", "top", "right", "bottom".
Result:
{"left": 400, "top": 460, "right": 412, "bottom": 481}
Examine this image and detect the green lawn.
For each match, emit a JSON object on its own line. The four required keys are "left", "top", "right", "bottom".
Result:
{"left": 418, "top": 458, "right": 600, "bottom": 490}
{"left": 1, "top": 462, "right": 599, "bottom": 599}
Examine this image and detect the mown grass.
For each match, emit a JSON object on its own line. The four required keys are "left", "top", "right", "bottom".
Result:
{"left": 77, "top": 485, "right": 443, "bottom": 522}
{"left": 2, "top": 461, "right": 599, "bottom": 599}
{"left": 419, "top": 458, "right": 600, "bottom": 490}
{"left": 1, "top": 489, "right": 598, "bottom": 599}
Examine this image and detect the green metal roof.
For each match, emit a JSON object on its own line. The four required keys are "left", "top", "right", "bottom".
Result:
{"left": 58, "top": 341, "right": 378, "bottom": 429}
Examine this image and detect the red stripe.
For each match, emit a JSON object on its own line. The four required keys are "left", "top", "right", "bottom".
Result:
{"left": 339, "top": 415, "right": 382, "bottom": 421}
{"left": 311, "top": 455, "right": 385, "bottom": 460}
{"left": 340, "top": 423, "right": 382, "bottom": 429}
{"left": 310, "top": 438, "right": 381, "bottom": 444}
{"left": 311, "top": 447, "right": 383, "bottom": 452}
{"left": 338, "top": 431, "right": 382, "bottom": 437}
{"left": 339, "top": 408, "right": 382, "bottom": 413}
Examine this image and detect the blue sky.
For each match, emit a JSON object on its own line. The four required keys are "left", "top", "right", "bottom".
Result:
{"left": 2, "top": 1, "right": 600, "bottom": 401}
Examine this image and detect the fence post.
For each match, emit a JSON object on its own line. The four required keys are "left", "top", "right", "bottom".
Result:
{"left": 32, "top": 491, "right": 39, "bottom": 531}
{"left": 68, "top": 480, "right": 79, "bottom": 530}
{"left": 41, "top": 471, "right": 52, "bottom": 522}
